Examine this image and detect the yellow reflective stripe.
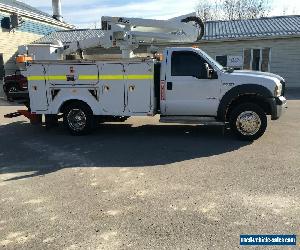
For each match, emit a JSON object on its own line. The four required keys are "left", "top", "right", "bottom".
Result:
{"left": 27, "top": 76, "right": 45, "bottom": 81}
{"left": 99, "top": 75, "right": 124, "bottom": 80}
{"left": 78, "top": 75, "right": 98, "bottom": 80}
{"left": 29, "top": 75, "right": 68, "bottom": 81}
{"left": 98, "top": 75, "right": 153, "bottom": 80}
{"left": 27, "top": 74, "right": 153, "bottom": 81}
{"left": 47, "top": 75, "right": 67, "bottom": 80}
{"left": 125, "top": 75, "right": 153, "bottom": 80}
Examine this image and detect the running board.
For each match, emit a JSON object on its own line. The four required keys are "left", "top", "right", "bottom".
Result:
{"left": 159, "top": 116, "right": 225, "bottom": 126}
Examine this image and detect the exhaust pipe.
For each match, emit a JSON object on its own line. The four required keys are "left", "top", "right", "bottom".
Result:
{"left": 52, "top": 0, "right": 63, "bottom": 22}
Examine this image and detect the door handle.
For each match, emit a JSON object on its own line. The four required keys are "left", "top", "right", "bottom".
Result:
{"left": 167, "top": 82, "right": 173, "bottom": 90}
{"left": 103, "top": 85, "right": 110, "bottom": 92}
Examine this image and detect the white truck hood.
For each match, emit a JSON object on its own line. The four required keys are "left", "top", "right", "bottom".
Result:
{"left": 220, "top": 70, "right": 282, "bottom": 96}
{"left": 235, "top": 70, "right": 285, "bottom": 82}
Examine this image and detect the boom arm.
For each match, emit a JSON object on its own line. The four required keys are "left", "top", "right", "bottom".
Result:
{"left": 63, "top": 14, "right": 205, "bottom": 59}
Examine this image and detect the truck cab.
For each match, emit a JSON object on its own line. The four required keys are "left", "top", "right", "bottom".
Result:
{"left": 159, "top": 47, "right": 286, "bottom": 140}
{"left": 160, "top": 47, "right": 221, "bottom": 116}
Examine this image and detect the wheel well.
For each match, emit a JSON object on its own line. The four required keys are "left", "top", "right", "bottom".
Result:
{"left": 59, "top": 100, "right": 93, "bottom": 114}
{"left": 225, "top": 94, "right": 271, "bottom": 121}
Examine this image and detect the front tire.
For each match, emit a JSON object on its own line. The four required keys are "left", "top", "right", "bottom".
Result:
{"left": 229, "top": 103, "right": 267, "bottom": 141}
{"left": 63, "top": 103, "right": 94, "bottom": 135}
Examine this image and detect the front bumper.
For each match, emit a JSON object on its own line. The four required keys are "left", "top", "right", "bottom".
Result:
{"left": 268, "top": 96, "right": 287, "bottom": 120}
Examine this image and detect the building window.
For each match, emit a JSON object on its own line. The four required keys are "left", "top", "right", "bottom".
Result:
{"left": 252, "top": 49, "right": 261, "bottom": 71}
{"left": 261, "top": 48, "right": 271, "bottom": 72}
{"left": 216, "top": 55, "right": 227, "bottom": 67}
{"left": 243, "top": 48, "right": 271, "bottom": 72}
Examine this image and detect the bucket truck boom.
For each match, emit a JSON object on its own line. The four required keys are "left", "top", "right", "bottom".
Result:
{"left": 63, "top": 15, "right": 204, "bottom": 58}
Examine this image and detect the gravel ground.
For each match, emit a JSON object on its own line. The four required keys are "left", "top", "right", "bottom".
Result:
{"left": 0, "top": 91, "right": 299, "bottom": 250}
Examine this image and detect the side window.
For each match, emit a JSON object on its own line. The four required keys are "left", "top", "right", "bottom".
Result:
{"left": 171, "top": 51, "right": 208, "bottom": 79}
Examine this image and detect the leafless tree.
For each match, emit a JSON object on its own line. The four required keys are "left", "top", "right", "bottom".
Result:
{"left": 196, "top": 0, "right": 223, "bottom": 21}
{"left": 197, "top": 0, "right": 272, "bottom": 21}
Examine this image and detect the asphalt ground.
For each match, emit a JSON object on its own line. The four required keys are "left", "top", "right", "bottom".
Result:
{"left": 0, "top": 90, "right": 299, "bottom": 249}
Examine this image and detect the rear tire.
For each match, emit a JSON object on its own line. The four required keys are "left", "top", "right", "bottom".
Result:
{"left": 229, "top": 103, "right": 267, "bottom": 141}
{"left": 63, "top": 102, "right": 94, "bottom": 135}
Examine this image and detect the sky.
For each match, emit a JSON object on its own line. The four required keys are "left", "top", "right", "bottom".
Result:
{"left": 19, "top": 0, "right": 300, "bottom": 28}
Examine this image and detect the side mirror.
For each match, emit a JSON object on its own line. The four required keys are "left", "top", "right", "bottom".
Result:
{"left": 211, "top": 70, "right": 218, "bottom": 79}
{"left": 204, "top": 63, "right": 210, "bottom": 79}
{"left": 204, "top": 63, "right": 218, "bottom": 79}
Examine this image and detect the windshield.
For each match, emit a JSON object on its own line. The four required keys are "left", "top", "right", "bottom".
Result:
{"left": 195, "top": 48, "right": 230, "bottom": 72}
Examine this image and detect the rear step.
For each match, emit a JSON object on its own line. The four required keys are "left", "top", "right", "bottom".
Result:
{"left": 159, "top": 116, "right": 225, "bottom": 126}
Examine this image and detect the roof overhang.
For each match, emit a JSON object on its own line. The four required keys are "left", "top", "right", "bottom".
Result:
{"left": 0, "top": 3, "right": 74, "bottom": 29}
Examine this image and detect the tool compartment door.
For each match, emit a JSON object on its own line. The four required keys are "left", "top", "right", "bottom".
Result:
{"left": 75, "top": 64, "right": 99, "bottom": 85}
{"left": 27, "top": 64, "right": 48, "bottom": 111}
{"left": 125, "top": 63, "right": 153, "bottom": 113}
{"left": 99, "top": 63, "right": 125, "bottom": 115}
{"left": 45, "top": 64, "right": 99, "bottom": 86}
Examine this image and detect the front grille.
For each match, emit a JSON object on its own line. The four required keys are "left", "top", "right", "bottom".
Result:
{"left": 280, "top": 80, "right": 286, "bottom": 96}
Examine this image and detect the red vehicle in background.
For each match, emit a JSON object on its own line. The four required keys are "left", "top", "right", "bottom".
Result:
{"left": 3, "top": 70, "right": 28, "bottom": 101}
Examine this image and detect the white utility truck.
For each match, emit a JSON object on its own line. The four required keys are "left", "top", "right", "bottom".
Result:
{"left": 9, "top": 15, "right": 286, "bottom": 140}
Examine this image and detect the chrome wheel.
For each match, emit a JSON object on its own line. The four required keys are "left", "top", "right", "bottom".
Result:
{"left": 67, "top": 109, "right": 87, "bottom": 131}
{"left": 236, "top": 111, "right": 261, "bottom": 136}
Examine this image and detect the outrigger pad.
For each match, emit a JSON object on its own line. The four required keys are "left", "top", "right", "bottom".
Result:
{"left": 4, "top": 110, "right": 42, "bottom": 125}
{"left": 4, "top": 112, "right": 22, "bottom": 118}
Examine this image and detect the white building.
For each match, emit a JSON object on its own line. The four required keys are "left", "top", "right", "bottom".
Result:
{"left": 0, "top": 0, "right": 74, "bottom": 78}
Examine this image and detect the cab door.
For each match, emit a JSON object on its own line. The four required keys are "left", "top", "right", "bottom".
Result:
{"left": 164, "top": 50, "right": 220, "bottom": 116}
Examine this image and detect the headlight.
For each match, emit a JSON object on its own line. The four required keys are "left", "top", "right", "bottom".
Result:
{"left": 274, "top": 84, "right": 282, "bottom": 97}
